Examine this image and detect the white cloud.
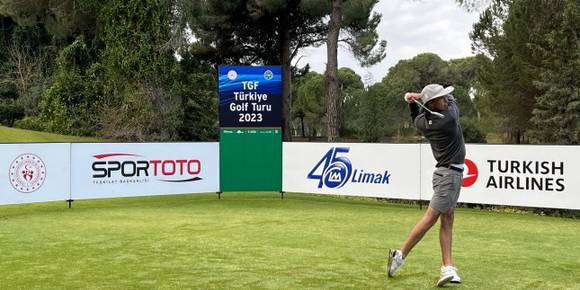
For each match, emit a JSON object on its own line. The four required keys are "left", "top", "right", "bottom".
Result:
{"left": 298, "top": 0, "right": 481, "bottom": 85}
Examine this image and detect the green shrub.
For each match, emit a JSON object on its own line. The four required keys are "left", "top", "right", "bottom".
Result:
{"left": 461, "top": 117, "right": 487, "bottom": 143}
{"left": 0, "top": 80, "right": 18, "bottom": 100}
{"left": 13, "top": 116, "right": 46, "bottom": 131}
{"left": 0, "top": 100, "right": 24, "bottom": 126}
{"left": 38, "top": 38, "right": 103, "bottom": 136}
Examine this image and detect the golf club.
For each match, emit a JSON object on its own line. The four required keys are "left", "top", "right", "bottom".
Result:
{"left": 414, "top": 99, "right": 445, "bottom": 119}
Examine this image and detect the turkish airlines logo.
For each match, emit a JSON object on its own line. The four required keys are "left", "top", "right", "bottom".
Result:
{"left": 462, "top": 159, "right": 478, "bottom": 187}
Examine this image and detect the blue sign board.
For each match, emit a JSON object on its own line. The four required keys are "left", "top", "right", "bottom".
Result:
{"left": 218, "top": 66, "right": 282, "bottom": 128}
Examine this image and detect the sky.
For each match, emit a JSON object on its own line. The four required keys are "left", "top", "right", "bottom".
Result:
{"left": 297, "top": 0, "right": 482, "bottom": 85}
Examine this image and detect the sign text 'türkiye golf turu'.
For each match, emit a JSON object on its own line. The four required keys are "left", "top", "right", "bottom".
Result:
{"left": 218, "top": 66, "right": 282, "bottom": 128}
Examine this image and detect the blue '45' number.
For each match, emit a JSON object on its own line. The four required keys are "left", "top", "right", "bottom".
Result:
{"left": 307, "top": 147, "right": 352, "bottom": 189}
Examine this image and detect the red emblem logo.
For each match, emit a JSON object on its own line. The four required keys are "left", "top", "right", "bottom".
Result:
{"left": 9, "top": 154, "right": 46, "bottom": 193}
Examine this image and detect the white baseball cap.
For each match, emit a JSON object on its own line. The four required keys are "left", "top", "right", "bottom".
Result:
{"left": 420, "top": 84, "right": 454, "bottom": 104}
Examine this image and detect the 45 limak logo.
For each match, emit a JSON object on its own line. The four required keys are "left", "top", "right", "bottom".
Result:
{"left": 307, "top": 147, "right": 391, "bottom": 189}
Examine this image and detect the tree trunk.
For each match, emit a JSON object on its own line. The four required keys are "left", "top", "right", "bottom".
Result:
{"left": 280, "top": 10, "right": 293, "bottom": 142}
{"left": 300, "top": 116, "right": 305, "bottom": 138}
{"left": 325, "top": 0, "right": 342, "bottom": 142}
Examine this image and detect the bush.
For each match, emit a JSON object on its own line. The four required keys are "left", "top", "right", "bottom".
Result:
{"left": 0, "top": 100, "right": 24, "bottom": 126}
{"left": 13, "top": 116, "right": 45, "bottom": 131}
{"left": 461, "top": 117, "right": 487, "bottom": 143}
{"left": 100, "top": 81, "right": 180, "bottom": 141}
{"left": 0, "top": 80, "right": 18, "bottom": 100}
{"left": 38, "top": 38, "right": 103, "bottom": 136}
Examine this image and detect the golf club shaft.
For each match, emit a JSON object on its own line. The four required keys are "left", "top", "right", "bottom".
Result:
{"left": 413, "top": 100, "right": 444, "bottom": 118}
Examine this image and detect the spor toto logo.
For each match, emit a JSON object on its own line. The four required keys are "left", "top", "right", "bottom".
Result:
{"left": 462, "top": 159, "right": 479, "bottom": 187}
{"left": 9, "top": 153, "right": 47, "bottom": 193}
{"left": 91, "top": 153, "right": 202, "bottom": 183}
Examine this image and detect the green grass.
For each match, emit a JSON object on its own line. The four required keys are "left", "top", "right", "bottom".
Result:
{"left": 0, "top": 125, "right": 102, "bottom": 143}
{"left": 0, "top": 192, "right": 578, "bottom": 289}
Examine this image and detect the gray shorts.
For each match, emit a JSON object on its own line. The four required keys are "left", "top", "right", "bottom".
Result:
{"left": 429, "top": 167, "right": 462, "bottom": 213}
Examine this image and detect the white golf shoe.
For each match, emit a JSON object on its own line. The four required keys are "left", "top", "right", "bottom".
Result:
{"left": 449, "top": 266, "right": 461, "bottom": 283}
{"left": 437, "top": 265, "right": 460, "bottom": 287}
{"left": 387, "top": 249, "right": 405, "bottom": 277}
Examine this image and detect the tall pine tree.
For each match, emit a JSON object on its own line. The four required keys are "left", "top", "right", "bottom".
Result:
{"left": 529, "top": 0, "right": 580, "bottom": 144}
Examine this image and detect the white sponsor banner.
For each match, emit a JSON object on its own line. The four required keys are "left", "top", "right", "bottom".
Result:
{"left": 283, "top": 142, "right": 420, "bottom": 199}
{"left": 0, "top": 144, "right": 70, "bottom": 205}
{"left": 71, "top": 143, "right": 219, "bottom": 200}
{"left": 420, "top": 144, "right": 580, "bottom": 210}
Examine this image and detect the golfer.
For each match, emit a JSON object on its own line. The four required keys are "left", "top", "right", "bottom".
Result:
{"left": 387, "top": 84, "right": 465, "bottom": 287}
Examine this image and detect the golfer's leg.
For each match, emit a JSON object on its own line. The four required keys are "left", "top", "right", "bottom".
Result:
{"left": 401, "top": 206, "right": 441, "bottom": 258}
{"left": 439, "top": 208, "right": 454, "bottom": 266}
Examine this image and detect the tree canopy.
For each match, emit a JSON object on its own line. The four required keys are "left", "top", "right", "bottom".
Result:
{"left": 471, "top": 0, "right": 579, "bottom": 144}
{"left": 0, "top": 0, "right": 577, "bottom": 145}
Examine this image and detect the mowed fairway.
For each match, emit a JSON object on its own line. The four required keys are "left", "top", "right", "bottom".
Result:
{"left": 0, "top": 192, "right": 578, "bottom": 289}
{"left": 0, "top": 125, "right": 102, "bottom": 143}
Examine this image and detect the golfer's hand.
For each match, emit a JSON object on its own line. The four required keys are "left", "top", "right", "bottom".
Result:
{"left": 404, "top": 92, "right": 420, "bottom": 103}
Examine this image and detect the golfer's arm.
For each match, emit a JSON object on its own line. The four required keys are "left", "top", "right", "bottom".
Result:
{"left": 409, "top": 103, "right": 420, "bottom": 121}
{"left": 447, "top": 96, "right": 460, "bottom": 120}
{"left": 410, "top": 103, "right": 428, "bottom": 131}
